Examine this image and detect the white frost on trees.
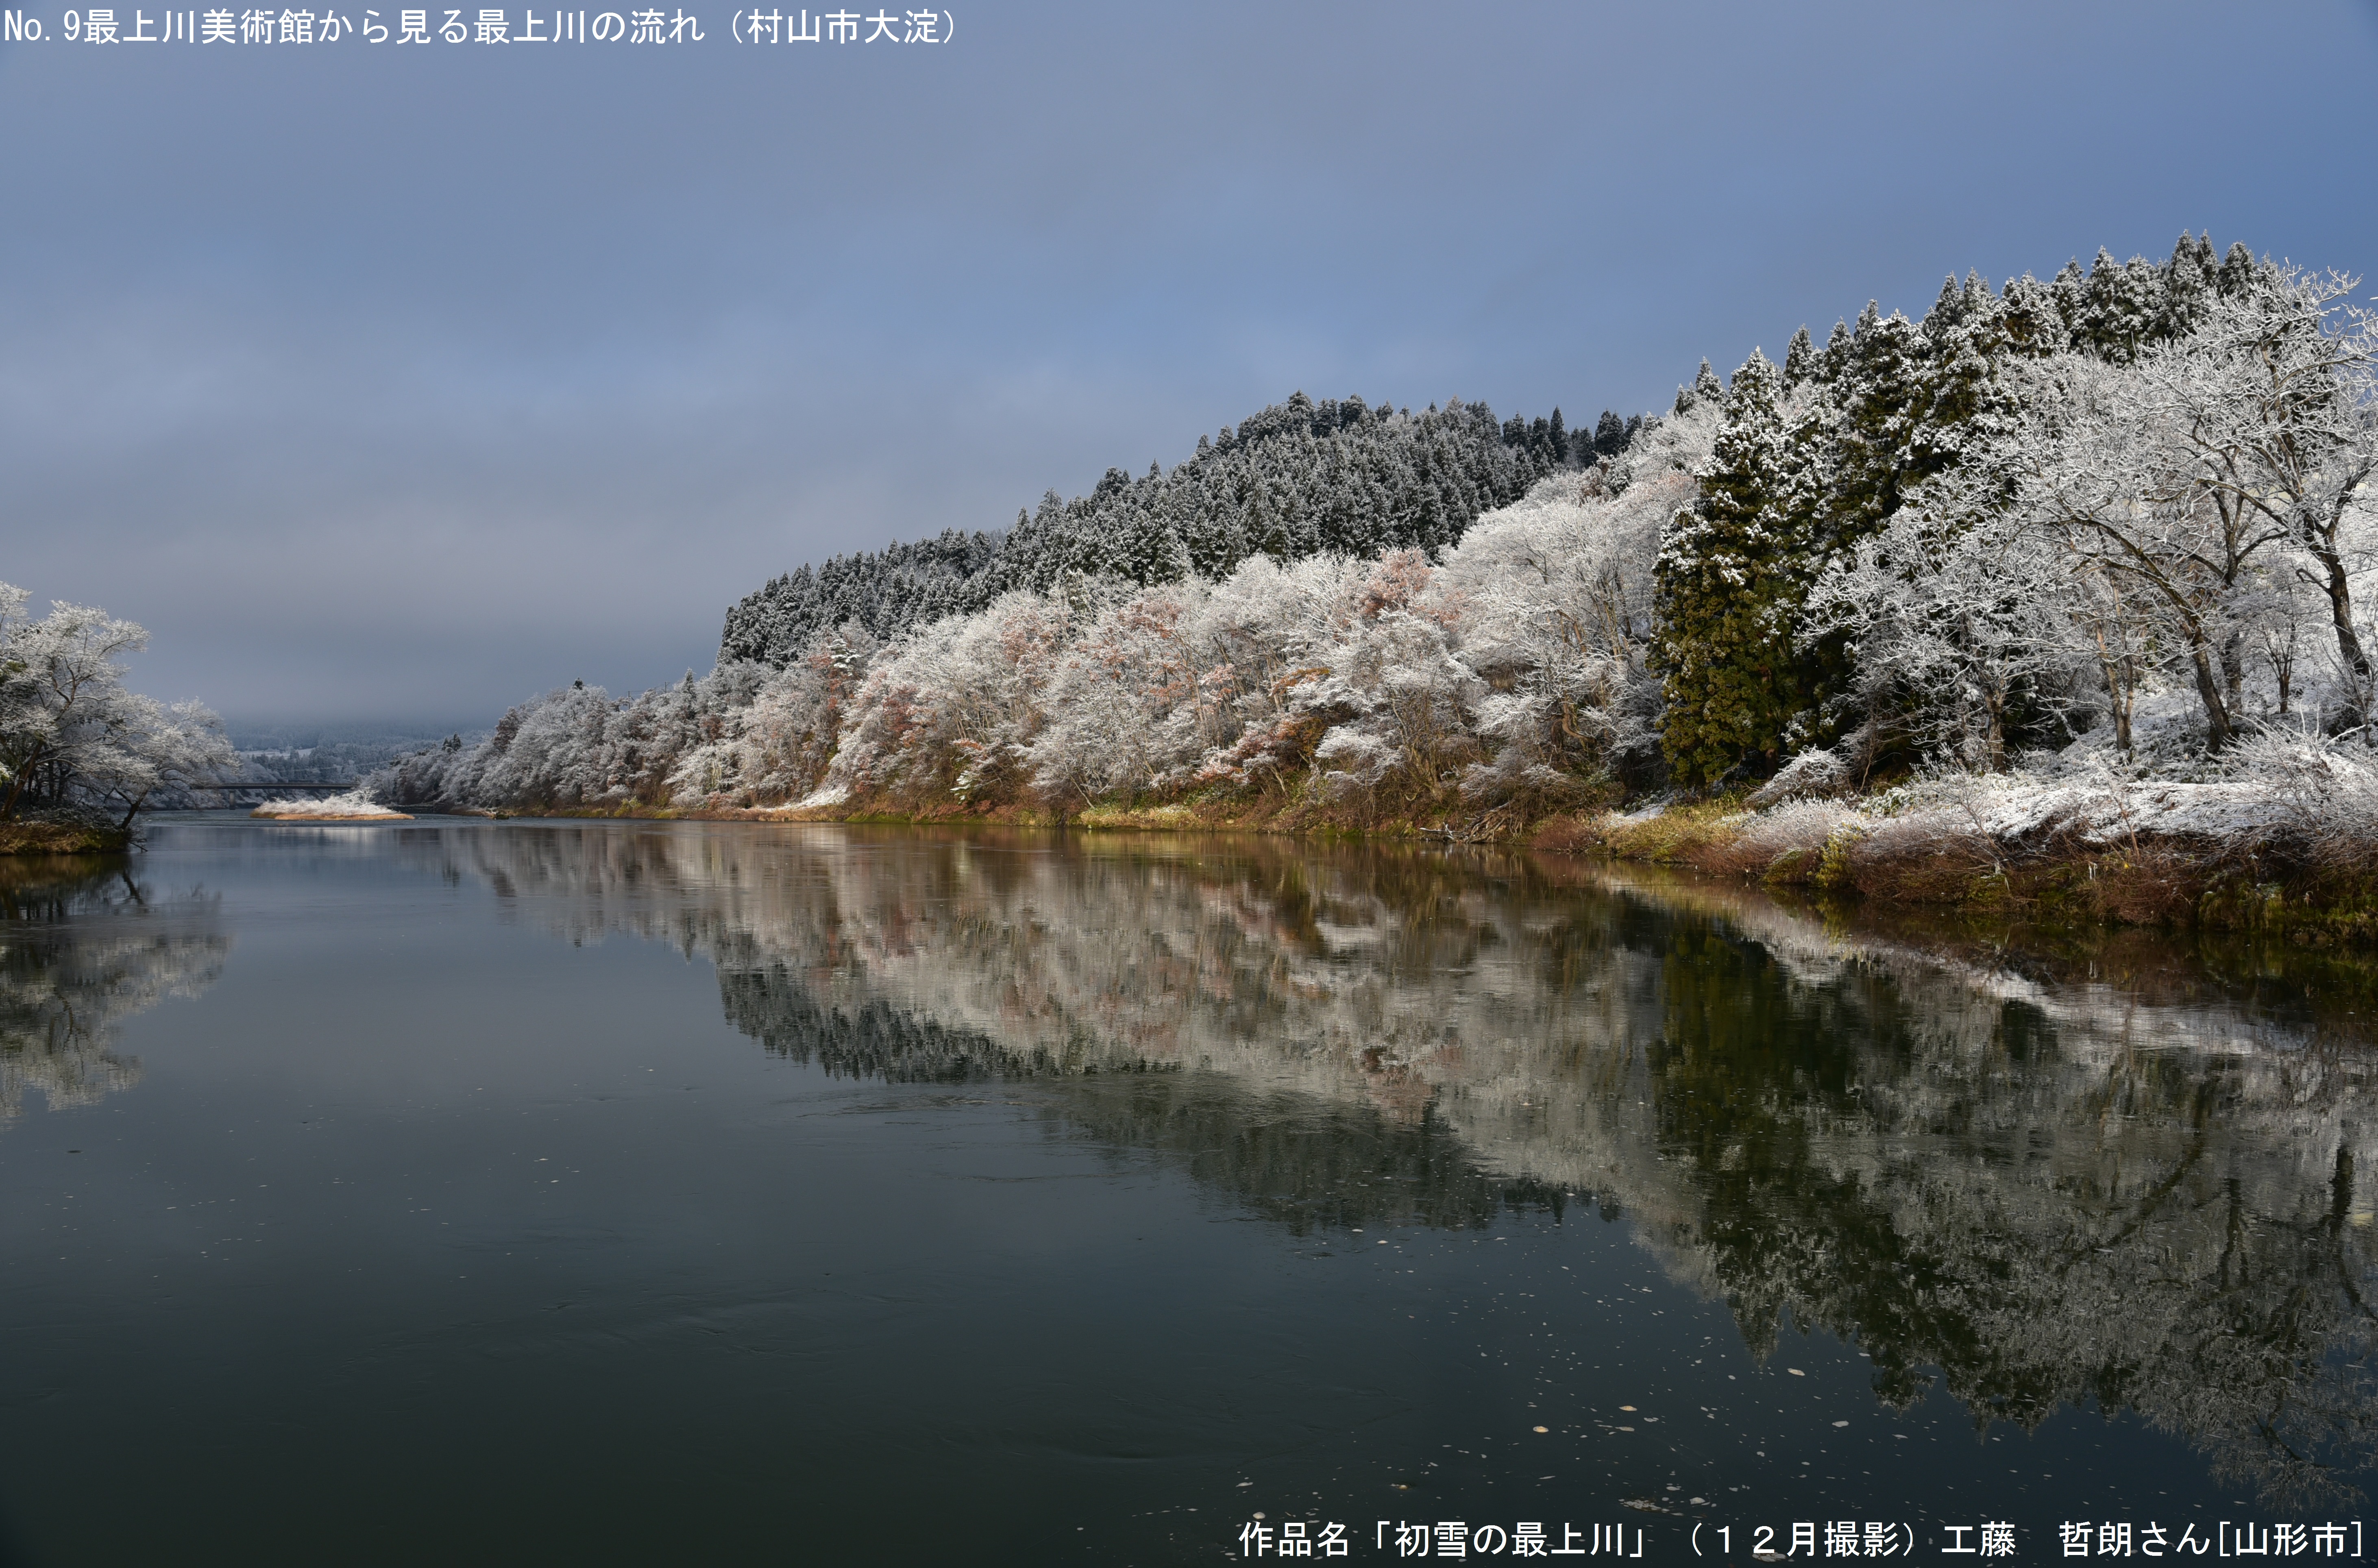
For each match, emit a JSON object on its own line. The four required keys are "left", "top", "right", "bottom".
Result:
{"left": 0, "top": 584, "right": 233, "bottom": 827}
{"left": 1819, "top": 267, "right": 2378, "bottom": 766}
{"left": 376, "top": 251, "right": 2378, "bottom": 823}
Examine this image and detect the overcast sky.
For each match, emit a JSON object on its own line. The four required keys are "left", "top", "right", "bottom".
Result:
{"left": 5, "top": 0, "right": 2375, "bottom": 731}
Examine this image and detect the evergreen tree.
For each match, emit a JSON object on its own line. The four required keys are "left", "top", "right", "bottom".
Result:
{"left": 1593, "top": 409, "right": 1628, "bottom": 458}
{"left": 2049, "top": 259, "right": 2089, "bottom": 342}
{"left": 718, "top": 391, "right": 1583, "bottom": 667}
{"left": 2072, "top": 247, "right": 2164, "bottom": 361}
{"left": 2218, "top": 240, "right": 2259, "bottom": 298}
{"left": 1653, "top": 351, "right": 1819, "bottom": 785}
{"left": 1998, "top": 273, "right": 2067, "bottom": 356}
{"left": 1827, "top": 306, "right": 1931, "bottom": 543}
{"left": 1820, "top": 320, "right": 1852, "bottom": 381}
{"left": 2158, "top": 231, "right": 2218, "bottom": 339}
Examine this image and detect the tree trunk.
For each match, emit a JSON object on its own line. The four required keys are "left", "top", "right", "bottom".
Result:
{"left": 2315, "top": 541, "right": 2374, "bottom": 684}
{"left": 2219, "top": 628, "right": 2246, "bottom": 724}
{"left": 2189, "top": 640, "right": 2235, "bottom": 751}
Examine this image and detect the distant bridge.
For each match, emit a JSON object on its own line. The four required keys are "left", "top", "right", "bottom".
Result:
{"left": 182, "top": 782, "right": 361, "bottom": 795}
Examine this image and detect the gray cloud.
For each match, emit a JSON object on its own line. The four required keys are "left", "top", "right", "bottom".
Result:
{"left": 4, "top": 0, "right": 2374, "bottom": 723}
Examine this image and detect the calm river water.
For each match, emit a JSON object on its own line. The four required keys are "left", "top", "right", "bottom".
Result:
{"left": 4, "top": 818, "right": 2377, "bottom": 1564}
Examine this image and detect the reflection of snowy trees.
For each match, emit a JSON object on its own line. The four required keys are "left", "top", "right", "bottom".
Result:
{"left": 423, "top": 823, "right": 2378, "bottom": 1502}
{"left": 0, "top": 865, "right": 227, "bottom": 1118}
{"left": 1611, "top": 874, "right": 2378, "bottom": 1506}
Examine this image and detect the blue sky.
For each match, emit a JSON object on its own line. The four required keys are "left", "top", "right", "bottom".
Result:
{"left": 5, "top": 0, "right": 2375, "bottom": 727}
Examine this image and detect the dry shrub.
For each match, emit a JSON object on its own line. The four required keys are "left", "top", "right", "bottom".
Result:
{"left": 1709, "top": 801, "right": 1861, "bottom": 883}
{"left": 2079, "top": 843, "right": 2210, "bottom": 926}
{"left": 1540, "top": 799, "right": 1854, "bottom": 879}
{"left": 2306, "top": 829, "right": 2378, "bottom": 882}
{"left": 1835, "top": 808, "right": 2005, "bottom": 903}
{"left": 1591, "top": 802, "right": 1751, "bottom": 865}
{"left": 0, "top": 821, "right": 127, "bottom": 854}
{"left": 1530, "top": 812, "right": 1601, "bottom": 855}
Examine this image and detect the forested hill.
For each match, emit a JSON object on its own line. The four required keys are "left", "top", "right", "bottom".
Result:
{"left": 381, "top": 229, "right": 2378, "bottom": 856}
{"left": 719, "top": 391, "right": 1629, "bottom": 668}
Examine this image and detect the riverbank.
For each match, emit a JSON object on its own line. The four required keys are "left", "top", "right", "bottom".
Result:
{"left": 0, "top": 820, "right": 131, "bottom": 855}
{"left": 453, "top": 790, "right": 1470, "bottom": 840}
{"left": 424, "top": 767, "right": 2378, "bottom": 947}
{"left": 1538, "top": 780, "right": 2378, "bottom": 948}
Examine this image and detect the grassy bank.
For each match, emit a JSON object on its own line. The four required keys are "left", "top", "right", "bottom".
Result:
{"left": 1542, "top": 793, "right": 2378, "bottom": 948}
{"left": 0, "top": 820, "right": 131, "bottom": 855}
{"left": 437, "top": 775, "right": 2378, "bottom": 946}
{"left": 467, "top": 784, "right": 1519, "bottom": 841}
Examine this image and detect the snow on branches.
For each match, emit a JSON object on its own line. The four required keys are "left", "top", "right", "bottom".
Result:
{"left": 383, "top": 238, "right": 2378, "bottom": 834}
{"left": 0, "top": 583, "right": 234, "bottom": 828}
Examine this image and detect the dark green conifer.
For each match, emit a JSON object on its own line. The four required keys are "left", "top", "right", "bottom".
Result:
{"left": 2073, "top": 248, "right": 2163, "bottom": 361}
{"left": 2049, "top": 259, "right": 2088, "bottom": 337}
{"left": 1820, "top": 320, "right": 1852, "bottom": 381}
{"left": 1924, "top": 274, "right": 1967, "bottom": 333}
{"left": 1653, "top": 351, "right": 1821, "bottom": 785}
{"left": 1997, "top": 274, "right": 2066, "bottom": 355}
{"left": 1827, "top": 308, "right": 1927, "bottom": 541}
{"left": 2158, "top": 231, "right": 2217, "bottom": 338}
{"left": 2218, "top": 240, "right": 2259, "bottom": 297}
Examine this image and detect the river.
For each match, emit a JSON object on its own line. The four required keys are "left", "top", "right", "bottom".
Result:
{"left": 3, "top": 818, "right": 2374, "bottom": 1564}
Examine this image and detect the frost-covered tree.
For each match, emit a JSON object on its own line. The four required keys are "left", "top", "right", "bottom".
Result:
{"left": 0, "top": 585, "right": 232, "bottom": 826}
{"left": 1298, "top": 551, "right": 1484, "bottom": 808}
{"left": 1987, "top": 281, "right": 2374, "bottom": 753}
{"left": 720, "top": 391, "right": 1593, "bottom": 669}
{"left": 401, "top": 234, "right": 2363, "bottom": 819}
{"left": 1437, "top": 468, "right": 1685, "bottom": 798}
{"left": 828, "top": 591, "right": 1071, "bottom": 806}
{"left": 1028, "top": 585, "right": 1207, "bottom": 810}
{"left": 1803, "top": 261, "right": 2374, "bottom": 765}
{"left": 1654, "top": 240, "right": 2276, "bottom": 782}
{"left": 1809, "top": 481, "right": 2095, "bottom": 771}
{"left": 2141, "top": 270, "right": 2378, "bottom": 716}
{"left": 669, "top": 628, "right": 879, "bottom": 806}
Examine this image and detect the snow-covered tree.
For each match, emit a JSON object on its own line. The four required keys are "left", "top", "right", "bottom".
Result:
{"left": 827, "top": 591, "right": 1070, "bottom": 806}
{"left": 2138, "top": 269, "right": 2378, "bottom": 718}
{"left": 1979, "top": 361, "right": 2268, "bottom": 751}
{"left": 669, "top": 629, "right": 880, "bottom": 806}
{"left": 719, "top": 392, "right": 1591, "bottom": 669}
{"left": 0, "top": 585, "right": 233, "bottom": 825}
{"left": 1436, "top": 468, "right": 1683, "bottom": 798}
{"left": 1653, "top": 350, "right": 1828, "bottom": 785}
{"left": 396, "top": 234, "right": 2369, "bottom": 821}
{"left": 1809, "top": 479, "right": 2095, "bottom": 771}
{"left": 1028, "top": 584, "right": 1208, "bottom": 810}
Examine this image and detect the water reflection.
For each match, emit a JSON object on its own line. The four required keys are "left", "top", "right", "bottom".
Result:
{"left": 0, "top": 858, "right": 228, "bottom": 1119}
{"left": 405, "top": 823, "right": 2378, "bottom": 1505}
